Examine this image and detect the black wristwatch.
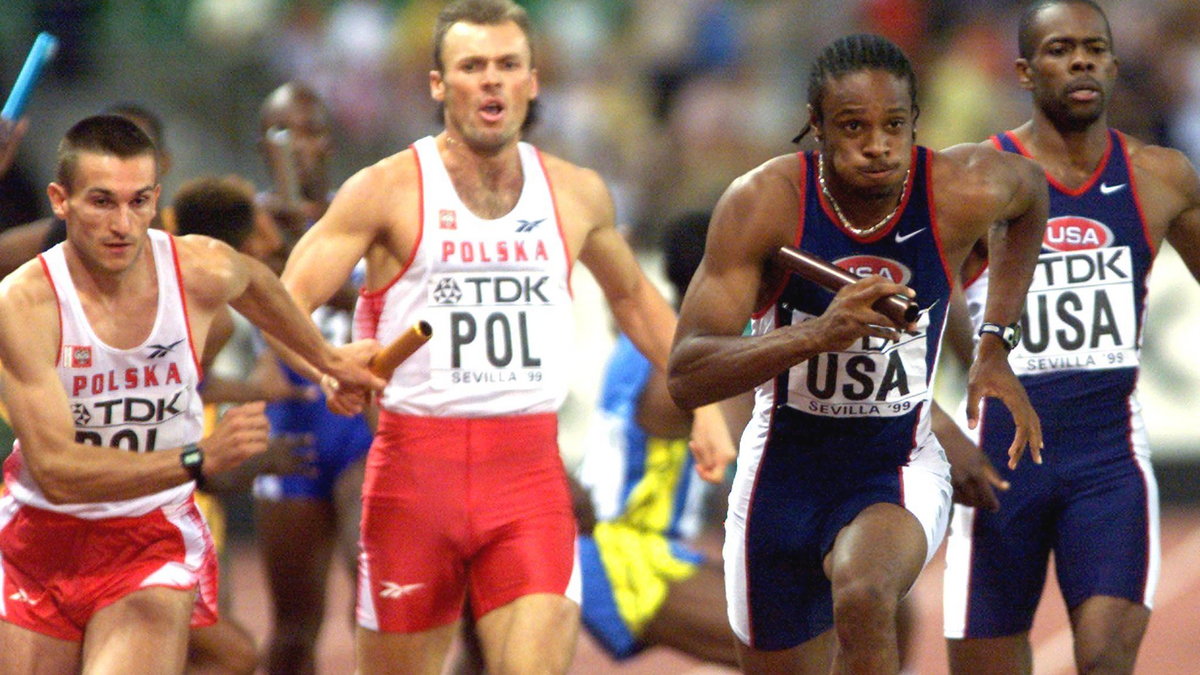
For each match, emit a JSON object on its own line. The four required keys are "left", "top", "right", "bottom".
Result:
{"left": 180, "top": 443, "right": 206, "bottom": 490}
{"left": 979, "top": 322, "right": 1022, "bottom": 351}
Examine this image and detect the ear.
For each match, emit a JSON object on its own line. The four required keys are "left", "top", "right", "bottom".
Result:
{"left": 430, "top": 69, "right": 445, "bottom": 103}
{"left": 47, "top": 182, "right": 69, "bottom": 220}
{"left": 529, "top": 67, "right": 539, "bottom": 100}
{"left": 1015, "top": 58, "right": 1034, "bottom": 91}
{"left": 806, "top": 104, "right": 821, "bottom": 142}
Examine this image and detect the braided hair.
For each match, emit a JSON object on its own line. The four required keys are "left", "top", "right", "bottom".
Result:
{"left": 793, "top": 34, "right": 918, "bottom": 143}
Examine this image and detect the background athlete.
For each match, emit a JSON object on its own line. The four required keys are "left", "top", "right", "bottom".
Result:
{"left": 939, "top": 2, "right": 1200, "bottom": 673}
{"left": 251, "top": 80, "right": 374, "bottom": 675}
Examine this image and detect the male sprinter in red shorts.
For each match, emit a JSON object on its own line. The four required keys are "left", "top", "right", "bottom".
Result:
{"left": 0, "top": 114, "right": 382, "bottom": 674}
{"left": 279, "top": 2, "right": 733, "bottom": 673}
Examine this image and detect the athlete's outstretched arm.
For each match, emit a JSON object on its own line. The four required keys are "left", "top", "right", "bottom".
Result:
{"left": 939, "top": 145, "right": 1047, "bottom": 469}
{"left": 0, "top": 265, "right": 269, "bottom": 503}
{"left": 668, "top": 157, "right": 911, "bottom": 411}
{"left": 268, "top": 161, "right": 410, "bottom": 393}
{"left": 570, "top": 165, "right": 735, "bottom": 482}
{"left": 177, "top": 235, "right": 382, "bottom": 394}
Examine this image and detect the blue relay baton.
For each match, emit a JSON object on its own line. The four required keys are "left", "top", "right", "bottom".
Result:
{"left": 2, "top": 32, "right": 59, "bottom": 121}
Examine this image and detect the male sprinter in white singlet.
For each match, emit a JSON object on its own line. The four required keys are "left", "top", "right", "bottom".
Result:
{"left": 0, "top": 115, "right": 381, "bottom": 674}
{"left": 281, "top": 3, "right": 733, "bottom": 673}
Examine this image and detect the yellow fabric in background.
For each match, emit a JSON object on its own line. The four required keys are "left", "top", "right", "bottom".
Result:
{"left": 591, "top": 435, "right": 699, "bottom": 635}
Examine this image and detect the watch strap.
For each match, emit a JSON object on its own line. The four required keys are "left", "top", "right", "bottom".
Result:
{"left": 180, "top": 443, "right": 206, "bottom": 490}
{"left": 978, "top": 321, "right": 1021, "bottom": 351}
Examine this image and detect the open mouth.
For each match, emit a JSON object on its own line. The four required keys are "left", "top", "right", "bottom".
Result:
{"left": 480, "top": 99, "right": 505, "bottom": 123}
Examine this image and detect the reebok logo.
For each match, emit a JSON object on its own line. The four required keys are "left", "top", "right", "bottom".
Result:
{"left": 8, "top": 588, "right": 35, "bottom": 605}
{"left": 516, "top": 218, "right": 545, "bottom": 233}
{"left": 148, "top": 339, "right": 185, "bottom": 359}
{"left": 379, "top": 581, "right": 425, "bottom": 599}
{"left": 1099, "top": 182, "right": 1126, "bottom": 195}
{"left": 894, "top": 228, "right": 926, "bottom": 244}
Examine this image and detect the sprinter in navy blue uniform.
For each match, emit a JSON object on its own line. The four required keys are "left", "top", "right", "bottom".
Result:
{"left": 937, "top": 2, "right": 1200, "bottom": 674}
{"left": 668, "top": 34, "right": 1049, "bottom": 673}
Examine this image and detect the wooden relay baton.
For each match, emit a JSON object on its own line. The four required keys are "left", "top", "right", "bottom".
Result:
{"left": 368, "top": 321, "right": 433, "bottom": 379}
{"left": 774, "top": 246, "right": 919, "bottom": 324}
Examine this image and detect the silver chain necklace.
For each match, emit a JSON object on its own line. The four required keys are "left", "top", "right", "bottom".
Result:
{"left": 818, "top": 154, "right": 909, "bottom": 237}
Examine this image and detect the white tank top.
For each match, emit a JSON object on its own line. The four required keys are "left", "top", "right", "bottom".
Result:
{"left": 355, "top": 136, "right": 574, "bottom": 416}
{"left": 3, "top": 229, "right": 204, "bottom": 518}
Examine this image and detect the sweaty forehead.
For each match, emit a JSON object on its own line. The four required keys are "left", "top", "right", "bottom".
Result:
{"left": 1031, "top": 3, "right": 1110, "bottom": 48}
{"left": 441, "top": 20, "right": 530, "bottom": 64}
{"left": 74, "top": 152, "right": 157, "bottom": 191}
{"left": 823, "top": 70, "right": 912, "bottom": 115}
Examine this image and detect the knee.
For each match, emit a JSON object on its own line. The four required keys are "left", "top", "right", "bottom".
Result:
{"left": 1075, "top": 639, "right": 1140, "bottom": 674}
{"left": 224, "top": 639, "right": 261, "bottom": 675}
{"left": 190, "top": 627, "right": 260, "bottom": 675}
{"left": 831, "top": 578, "right": 897, "bottom": 637}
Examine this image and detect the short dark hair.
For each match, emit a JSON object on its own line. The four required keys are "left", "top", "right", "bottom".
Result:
{"left": 662, "top": 211, "right": 711, "bottom": 305}
{"left": 794, "top": 34, "right": 918, "bottom": 143}
{"left": 432, "top": 0, "right": 533, "bottom": 72}
{"left": 1018, "top": 0, "right": 1112, "bottom": 60}
{"left": 172, "top": 175, "right": 256, "bottom": 249}
{"left": 56, "top": 115, "right": 157, "bottom": 191}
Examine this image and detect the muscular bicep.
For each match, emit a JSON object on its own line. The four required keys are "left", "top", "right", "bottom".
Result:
{"left": 675, "top": 172, "right": 790, "bottom": 341}
{"left": 1163, "top": 153, "right": 1200, "bottom": 283}
{"left": 935, "top": 144, "right": 1047, "bottom": 270}
{"left": 578, "top": 223, "right": 646, "bottom": 304}
{"left": 0, "top": 279, "right": 77, "bottom": 467}
{"left": 675, "top": 250, "right": 762, "bottom": 342}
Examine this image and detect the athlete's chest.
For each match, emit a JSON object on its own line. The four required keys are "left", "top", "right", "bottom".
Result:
{"left": 444, "top": 170, "right": 523, "bottom": 220}
{"left": 75, "top": 289, "right": 160, "bottom": 350}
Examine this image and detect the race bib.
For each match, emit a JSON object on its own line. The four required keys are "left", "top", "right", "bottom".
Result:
{"left": 785, "top": 309, "right": 931, "bottom": 418}
{"left": 1013, "top": 246, "right": 1138, "bottom": 374}
{"left": 424, "top": 271, "right": 564, "bottom": 391}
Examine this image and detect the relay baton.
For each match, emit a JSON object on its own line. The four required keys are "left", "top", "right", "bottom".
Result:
{"left": 368, "top": 321, "right": 433, "bottom": 379}
{"left": 2, "top": 32, "right": 58, "bottom": 121}
{"left": 775, "top": 246, "right": 919, "bottom": 324}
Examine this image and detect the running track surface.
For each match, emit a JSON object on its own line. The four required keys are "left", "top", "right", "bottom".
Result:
{"left": 224, "top": 506, "right": 1200, "bottom": 674}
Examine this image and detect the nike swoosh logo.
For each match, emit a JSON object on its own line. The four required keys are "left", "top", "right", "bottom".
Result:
{"left": 894, "top": 228, "right": 926, "bottom": 244}
{"left": 1099, "top": 182, "right": 1126, "bottom": 195}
